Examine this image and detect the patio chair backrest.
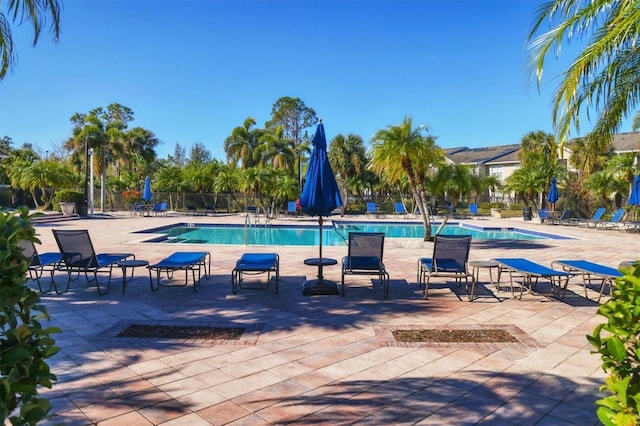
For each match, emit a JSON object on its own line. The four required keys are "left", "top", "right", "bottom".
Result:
{"left": 592, "top": 207, "right": 606, "bottom": 221}
{"left": 431, "top": 234, "right": 472, "bottom": 273}
{"left": 52, "top": 229, "right": 98, "bottom": 269}
{"left": 394, "top": 202, "right": 405, "bottom": 214}
{"left": 366, "top": 202, "right": 377, "bottom": 213}
{"left": 288, "top": 201, "right": 297, "bottom": 212}
{"left": 469, "top": 203, "right": 478, "bottom": 215}
{"left": 346, "top": 232, "right": 385, "bottom": 269}
{"left": 610, "top": 208, "right": 625, "bottom": 222}
{"left": 19, "top": 239, "right": 38, "bottom": 266}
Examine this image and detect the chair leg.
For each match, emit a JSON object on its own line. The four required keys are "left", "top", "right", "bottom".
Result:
{"left": 423, "top": 277, "right": 431, "bottom": 299}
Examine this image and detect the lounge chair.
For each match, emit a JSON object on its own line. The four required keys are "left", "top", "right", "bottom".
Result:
{"left": 52, "top": 229, "right": 135, "bottom": 295}
{"left": 232, "top": 253, "right": 279, "bottom": 294}
{"left": 365, "top": 202, "right": 380, "bottom": 217}
{"left": 204, "top": 204, "right": 216, "bottom": 215}
{"left": 491, "top": 258, "right": 570, "bottom": 299}
{"left": 468, "top": 203, "right": 479, "bottom": 218}
{"left": 186, "top": 205, "right": 202, "bottom": 216}
{"left": 147, "top": 251, "right": 211, "bottom": 292}
{"left": 394, "top": 202, "right": 407, "bottom": 218}
{"left": 152, "top": 201, "right": 167, "bottom": 216}
{"left": 538, "top": 208, "right": 550, "bottom": 223}
{"left": 20, "top": 239, "right": 62, "bottom": 293}
{"left": 572, "top": 207, "right": 606, "bottom": 227}
{"left": 417, "top": 234, "right": 476, "bottom": 301}
{"left": 551, "top": 260, "right": 622, "bottom": 302}
{"left": 341, "top": 232, "right": 390, "bottom": 298}
{"left": 547, "top": 209, "right": 571, "bottom": 225}
{"left": 595, "top": 208, "right": 625, "bottom": 229}
{"left": 285, "top": 201, "right": 298, "bottom": 216}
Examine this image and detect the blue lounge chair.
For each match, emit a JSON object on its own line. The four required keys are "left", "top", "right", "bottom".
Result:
{"left": 538, "top": 208, "right": 550, "bottom": 223}
{"left": 491, "top": 258, "right": 570, "bottom": 300}
{"left": 595, "top": 208, "right": 625, "bottom": 229}
{"left": 365, "top": 202, "right": 379, "bottom": 217}
{"left": 20, "top": 239, "right": 62, "bottom": 293}
{"left": 394, "top": 202, "right": 407, "bottom": 217}
{"left": 341, "top": 232, "right": 390, "bottom": 298}
{"left": 418, "top": 234, "right": 476, "bottom": 301}
{"left": 468, "top": 203, "right": 478, "bottom": 218}
{"left": 551, "top": 260, "right": 622, "bottom": 302}
{"left": 204, "top": 204, "right": 216, "bottom": 215}
{"left": 147, "top": 251, "right": 211, "bottom": 292}
{"left": 548, "top": 209, "right": 571, "bottom": 225}
{"left": 574, "top": 207, "right": 606, "bottom": 227}
{"left": 52, "top": 229, "right": 135, "bottom": 295}
{"left": 232, "top": 253, "right": 279, "bottom": 294}
{"left": 285, "top": 201, "right": 298, "bottom": 216}
{"left": 152, "top": 201, "right": 167, "bottom": 216}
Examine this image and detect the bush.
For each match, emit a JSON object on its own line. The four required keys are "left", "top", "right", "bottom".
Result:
{"left": 51, "top": 189, "right": 84, "bottom": 212}
{"left": 587, "top": 263, "right": 640, "bottom": 425}
{"left": 0, "top": 207, "right": 60, "bottom": 424}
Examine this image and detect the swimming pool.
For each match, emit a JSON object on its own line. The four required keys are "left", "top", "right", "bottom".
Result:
{"left": 136, "top": 220, "right": 572, "bottom": 245}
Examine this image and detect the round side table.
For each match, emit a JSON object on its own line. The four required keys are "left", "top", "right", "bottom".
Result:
{"left": 469, "top": 260, "right": 500, "bottom": 289}
{"left": 117, "top": 259, "right": 149, "bottom": 294}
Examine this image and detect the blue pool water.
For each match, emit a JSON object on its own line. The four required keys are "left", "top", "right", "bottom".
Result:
{"left": 136, "top": 221, "right": 571, "bottom": 246}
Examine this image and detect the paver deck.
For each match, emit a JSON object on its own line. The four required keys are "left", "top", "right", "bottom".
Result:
{"left": 22, "top": 211, "right": 640, "bottom": 425}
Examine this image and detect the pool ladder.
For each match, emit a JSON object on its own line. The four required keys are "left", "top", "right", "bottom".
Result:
{"left": 244, "top": 214, "right": 252, "bottom": 246}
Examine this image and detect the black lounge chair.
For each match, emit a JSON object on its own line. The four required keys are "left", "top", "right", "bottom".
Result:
{"left": 418, "top": 234, "right": 476, "bottom": 300}
{"left": 147, "top": 251, "right": 211, "bottom": 292}
{"left": 341, "top": 232, "right": 390, "bottom": 298}
{"left": 232, "top": 253, "right": 279, "bottom": 294}
{"left": 20, "top": 239, "right": 62, "bottom": 293}
{"left": 52, "top": 229, "right": 134, "bottom": 295}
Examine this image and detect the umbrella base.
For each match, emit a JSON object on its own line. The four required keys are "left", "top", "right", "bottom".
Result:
{"left": 302, "top": 279, "right": 339, "bottom": 296}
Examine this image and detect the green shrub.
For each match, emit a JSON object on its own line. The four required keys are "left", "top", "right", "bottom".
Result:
{"left": 51, "top": 189, "right": 84, "bottom": 213}
{"left": 0, "top": 207, "right": 60, "bottom": 424}
{"left": 587, "top": 263, "right": 640, "bottom": 425}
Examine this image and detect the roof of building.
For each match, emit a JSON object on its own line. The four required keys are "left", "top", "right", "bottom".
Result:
{"left": 611, "top": 132, "right": 640, "bottom": 153}
{"left": 443, "top": 144, "right": 520, "bottom": 165}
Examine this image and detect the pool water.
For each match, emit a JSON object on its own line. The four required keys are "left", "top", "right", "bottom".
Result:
{"left": 137, "top": 221, "right": 570, "bottom": 246}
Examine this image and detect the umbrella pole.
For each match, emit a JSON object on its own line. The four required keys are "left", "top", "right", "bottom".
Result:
{"left": 319, "top": 216, "right": 323, "bottom": 260}
{"left": 301, "top": 215, "right": 339, "bottom": 295}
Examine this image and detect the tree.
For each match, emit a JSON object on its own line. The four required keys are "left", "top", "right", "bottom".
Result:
{"left": 265, "top": 97, "right": 317, "bottom": 153}
{"left": 528, "top": 0, "right": 640, "bottom": 142}
{"left": 0, "top": 0, "right": 61, "bottom": 79}
{"left": 255, "top": 126, "right": 296, "bottom": 171}
{"left": 370, "top": 116, "right": 443, "bottom": 241}
{"left": 328, "top": 133, "right": 367, "bottom": 216}
{"left": 224, "top": 117, "right": 262, "bottom": 169}
{"left": 188, "top": 142, "right": 212, "bottom": 166}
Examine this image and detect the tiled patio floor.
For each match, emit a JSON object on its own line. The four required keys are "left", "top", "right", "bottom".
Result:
{"left": 23, "top": 211, "right": 639, "bottom": 425}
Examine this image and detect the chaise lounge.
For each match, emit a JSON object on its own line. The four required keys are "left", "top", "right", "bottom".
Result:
{"left": 147, "top": 251, "right": 211, "bottom": 292}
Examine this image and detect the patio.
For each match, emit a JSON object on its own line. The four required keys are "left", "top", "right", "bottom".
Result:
{"left": 28, "top": 212, "right": 638, "bottom": 425}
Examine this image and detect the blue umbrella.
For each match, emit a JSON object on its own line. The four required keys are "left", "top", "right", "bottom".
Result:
{"left": 547, "top": 177, "right": 558, "bottom": 211}
{"left": 629, "top": 174, "right": 640, "bottom": 221}
{"left": 300, "top": 120, "right": 343, "bottom": 295}
{"left": 629, "top": 174, "right": 640, "bottom": 206}
{"left": 142, "top": 176, "right": 152, "bottom": 202}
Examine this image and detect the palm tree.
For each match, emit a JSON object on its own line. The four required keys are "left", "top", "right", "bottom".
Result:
{"left": 328, "top": 133, "right": 367, "bottom": 216}
{"left": 505, "top": 167, "right": 546, "bottom": 209}
{"left": 224, "top": 117, "right": 262, "bottom": 169}
{"left": 528, "top": 0, "right": 640, "bottom": 141}
{"left": 1, "top": 0, "right": 61, "bottom": 79}
{"left": 440, "top": 164, "right": 474, "bottom": 211}
{"left": 255, "top": 126, "right": 296, "bottom": 171}
{"left": 370, "top": 116, "right": 442, "bottom": 241}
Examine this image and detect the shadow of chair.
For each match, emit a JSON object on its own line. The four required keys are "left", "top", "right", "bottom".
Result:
{"left": 232, "top": 253, "right": 279, "bottom": 294}
{"left": 52, "top": 229, "right": 135, "bottom": 295}
{"left": 147, "top": 251, "right": 211, "bottom": 292}
{"left": 20, "top": 239, "right": 62, "bottom": 293}
{"left": 341, "top": 232, "right": 390, "bottom": 298}
{"left": 417, "top": 234, "right": 476, "bottom": 301}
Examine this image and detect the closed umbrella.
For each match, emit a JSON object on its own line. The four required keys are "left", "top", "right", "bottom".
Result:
{"left": 547, "top": 177, "right": 558, "bottom": 211}
{"left": 629, "top": 174, "right": 640, "bottom": 221}
{"left": 142, "top": 176, "right": 152, "bottom": 203}
{"left": 300, "top": 119, "right": 343, "bottom": 295}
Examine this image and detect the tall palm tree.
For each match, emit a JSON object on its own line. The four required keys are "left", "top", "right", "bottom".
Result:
{"left": 224, "top": 117, "right": 262, "bottom": 169}
{"left": 254, "top": 126, "right": 296, "bottom": 171}
{"left": 528, "top": 0, "right": 640, "bottom": 142}
{"left": 1, "top": 0, "right": 61, "bottom": 79}
{"left": 328, "top": 133, "right": 367, "bottom": 216}
{"left": 370, "top": 116, "right": 442, "bottom": 241}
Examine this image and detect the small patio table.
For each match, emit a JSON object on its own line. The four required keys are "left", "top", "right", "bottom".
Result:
{"left": 117, "top": 259, "right": 150, "bottom": 294}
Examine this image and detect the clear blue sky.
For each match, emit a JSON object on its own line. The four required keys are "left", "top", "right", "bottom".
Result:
{"left": 1, "top": 0, "right": 631, "bottom": 161}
